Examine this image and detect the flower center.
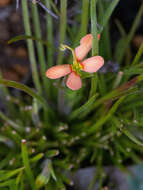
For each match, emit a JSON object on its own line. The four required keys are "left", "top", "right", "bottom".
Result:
{"left": 71, "top": 61, "right": 82, "bottom": 75}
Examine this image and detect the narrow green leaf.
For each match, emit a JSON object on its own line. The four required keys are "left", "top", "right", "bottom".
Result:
{"left": 100, "top": 0, "right": 120, "bottom": 30}
{"left": 124, "top": 129, "right": 143, "bottom": 147}
{"left": 46, "top": 150, "right": 59, "bottom": 158}
{"left": 36, "top": 173, "right": 50, "bottom": 189}
{"left": 8, "top": 35, "right": 56, "bottom": 50}
{"left": 0, "top": 79, "right": 51, "bottom": 112}
{"left": 0, "top": 167, "right": 24, "bottom": 182}
{"left": 69, "top": 94, "right": 98, "bottom": 120}
{"left": 36, "top": 159, "right": 56, "bottom": 189}
{"left": 47, "top": 160, "right": 57, "bottom": 181}
{"left": 16, "top": 171, "right": 23, "bottom": 187}
{"left": 30, "top": 153, "right": 44, "bottom": 163}
{"left": 132, "top": 43, "right": 143, "bottom": 65}
{"left": 0, "top": 111, "right": 21, "bottom": 131}
{"left": 21, "top": 139, "right": 37, "bottom": 190}
{"left": 115, "top": 19, "right": 126, "bottom": 36}
{"left": 0, "top": 179, "right": 15, "bottom": 187}
{"left": 88, "top": 96, "right": 125, "bottom": 134}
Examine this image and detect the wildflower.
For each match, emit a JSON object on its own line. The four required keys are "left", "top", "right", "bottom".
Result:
{"left": 46, "top": 34, "right": 104, "bottom": 90}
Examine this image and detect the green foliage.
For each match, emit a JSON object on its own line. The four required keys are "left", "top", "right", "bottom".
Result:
{"left": 0, "top": 0, "right": 143, "bottom": 189}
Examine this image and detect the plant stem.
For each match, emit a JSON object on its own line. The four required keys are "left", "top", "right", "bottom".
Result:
{"left": 91, "top": 0, "right": 98, "bottom": 56}
{"left": 45, "top": 0, "right": 54, "bottom": 67}
{"left": 44, "top": 0, "right": 56, "bottom": 104}
{"left": 31, "top": 3, "right": 47, "bottom": 92}
{"left": 21, "top": 0, "right": 42, "bottom": 94}
{"left": 89, "top": 0, "right": 98, "bottom": 98}
{"left": 100, "top": 0, "right": 119, "bottom": 30}
{"left": 57, "top": 0, "right": 67, "bottom": 65}
{"left": 80, "top": 0, "right": 89, "bottom": 37}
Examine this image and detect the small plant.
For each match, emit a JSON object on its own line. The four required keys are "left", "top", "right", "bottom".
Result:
{"left": 0, "top": 0, "right": 143, "bottom": 189}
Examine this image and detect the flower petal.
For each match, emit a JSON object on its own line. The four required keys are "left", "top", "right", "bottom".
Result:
{"left": 81, "top": 56, "right": 104, "bottom": 73}
{"left": 75, "top": 44, "right": 92, "bottom": 62}
{"left": 46, "top": 64, "right": 71, "bottom": 79}
{"left": 80, "top": 34, "right": 100, "bottom": 44}
{"left": 66, "top": 72, "right": 82, "bottom": 90}
{"left": 75, "top": 34, "right": 100, "bottom": 61}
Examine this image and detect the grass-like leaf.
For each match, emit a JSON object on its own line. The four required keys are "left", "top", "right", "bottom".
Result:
{"left": 0, "top": 79, "right": 51, "bottom": 112}
{"left": 8, "top": 35, "right": 56, "bottom": 51}
{"left": 21, "top": 139, "right": 37, "bottom": 190}
{"left": 100, "top": 0, "right": 120, "bottom": 30}
{"left": 0, "top": 167, "right": 24, "bottom": 182}
{"left": 123, "top": 129, "right": 143, "bottom": 147}
{"left": 88, "top": 96, "right": 125, "bottom": 134}
{"left": 69, "top": 94, "right": 98, "bottom": 120}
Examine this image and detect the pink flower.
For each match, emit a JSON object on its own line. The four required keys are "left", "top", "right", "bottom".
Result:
{"left": 46, "top": 34, "right": 104, "bottom": 90}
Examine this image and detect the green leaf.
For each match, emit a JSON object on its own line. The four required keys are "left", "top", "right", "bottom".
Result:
{"left": 36, "top": 172, "right": 50, "bottom": 189}
{"left": 0, "top": 111, "right": 21, "bottom": 131}
{"left": 46, "top": 150, "right": 59, "bottom": 158}
{"left": 30, "top": 153, "right": 44, "bottom": 163}
{"left": 0, "top": 179, "right": 15, "bottom": 187}
{"left": 0, "top": 167, "right": 24, "bottom": 182}
{"left": 88, "top": 96, "right": 125, "bottom": 134}
{"left": 16, "top": 171, "right": 23, "bottom": 187}
{"left": 123, "top": 66, "right": 143, "bottom": 75}
{"left": 100, "top": 0, "right": 120, "bottom": 30}
{"left": 48, "top": 160, "right": 57, "bottom": 181}
{"left": 124, "top": 129, "right": 143, "bottom": 147}
{"left": 8, "top": 35, "right": 57, "bottom": 51}
{"left": 132, "top": 43, "right": 143, "bottom": 65}
{"left": 0, "top": 79, "right": 52, "bottom": 113}
{"left": 21, "top": 139, "right": 37, "bottom": 190}
{"left": 69, "top": 94, "right": 98, "bottom": 120}
{"left": 36, "top": 159, "right": 57, "bottom": 189}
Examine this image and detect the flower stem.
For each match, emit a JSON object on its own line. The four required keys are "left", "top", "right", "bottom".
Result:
{"left": 91, "top": 0, "right": 99, "bottom": 56}
{"left": 57, "top": 0, "right": 67, "bottom": 65}
{"left": 31, "top": 2, "right": 49, "bottom": 95}
{"left": 21, "top": 0, "right": 42, "bottom": 94}
{"left": 45, "top": 0, "right": 54, "bottom": 67}
{"left": 80, "top": 0, "right": 89, "bottom": 37}
{"left": 89, "top": 0, "right": 98, "bottom": 98}
{"left": 60, "top": 44, "right": 77, "bottom": 63}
